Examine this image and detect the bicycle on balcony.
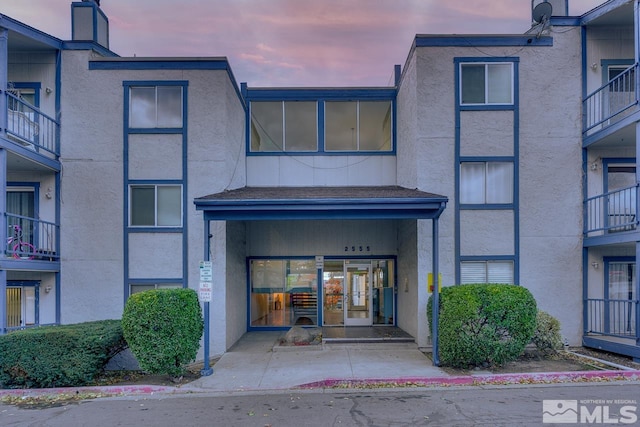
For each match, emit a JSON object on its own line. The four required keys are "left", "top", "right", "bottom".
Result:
{"left": 7, "top": 225, "right": 35, "bottom": 260}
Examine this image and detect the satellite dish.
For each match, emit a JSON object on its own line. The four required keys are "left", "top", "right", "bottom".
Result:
{"left": 533, "top": 1, "right": 553, "bottom": 24}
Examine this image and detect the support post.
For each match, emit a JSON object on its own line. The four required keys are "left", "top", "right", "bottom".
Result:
{"left": 201, "top": 220, "right": 213, "bottom": 376}
{"left": 431, "top": 218, "right": 440, "bottom": 366}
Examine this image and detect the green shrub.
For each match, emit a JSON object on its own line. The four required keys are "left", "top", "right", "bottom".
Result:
{"left": 122, "top": 288, "right": 203, "bottom": 377}
{"left": 428, "top": 283, "right": 537, "bottom": 368}
{"left": 532, "top": 310, "right": 563, "bottom": 355}
{"left": 0, "top": 320, "right": 125, "bottom": 389}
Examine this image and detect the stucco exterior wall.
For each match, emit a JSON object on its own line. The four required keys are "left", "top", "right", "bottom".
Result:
{"left": 518, "top": 27, "right": 583, "bottom": 344}
{"left": 402, "top": 29, "right": 584, "bottom": 345}
{"left": 60, "top": 49, "right": 124, "bottom": 323}
{"left": 246, "top": 220, "right": 398, "bottom": 256}
{"left": 59, "top": 50, "right": 246, "bottom": 337}
{"left": 246, "top": 155, "right": 397, "bottom": 187}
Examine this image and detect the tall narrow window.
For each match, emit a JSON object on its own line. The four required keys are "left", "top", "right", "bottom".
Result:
{"left": 460, "top": 63, "right": 513, "bottom": 105}
{"left": 130, "top": 86, "right": 183, "bottom": 128}
{"left": 607, "top": 261, "right": 636, "bottom": 335}
{"left": 7, "top": 188, "right": 35, "bottom": 245}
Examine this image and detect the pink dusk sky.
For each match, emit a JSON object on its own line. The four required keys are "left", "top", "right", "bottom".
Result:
{"left": 2, "top": 0, "right": 602, "bottom": 87}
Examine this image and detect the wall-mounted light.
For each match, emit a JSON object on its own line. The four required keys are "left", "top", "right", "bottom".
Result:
{"left": 45, "top": 187, "right": 53, "bottom": 199}
{"left": 590, "top": 161, "right": 599, "bottom": 171}
{"left": 44, "top": 286, "right": 52, "bottom": 293}
{"left": 591, "top": 262, "right": 599, "bottom": 269}
{"left": 45, "top": 87, "right": 52, "bottom": 94}
{"left": 590, "top": 63, "right": 598, "bottom": 71}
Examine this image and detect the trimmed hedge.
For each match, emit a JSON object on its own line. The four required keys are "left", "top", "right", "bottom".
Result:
{"left": 122, "top": 288, "right": 203, "bottom": 376}
{"left": 428, "top": 283, "right": 537, "bottom": 368}
{"left": 532, "top": 310, "right": 563, "bottom": 355}
{"left": 0, "top": 320, "right": 125, "bottom": 389}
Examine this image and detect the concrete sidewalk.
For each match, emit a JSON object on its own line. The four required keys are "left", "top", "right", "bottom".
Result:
{"left": 2, "top": 332, "right": 639, "bottom": 400}
{"left": 183, "top": 331, "right": 448, "bottom": 393}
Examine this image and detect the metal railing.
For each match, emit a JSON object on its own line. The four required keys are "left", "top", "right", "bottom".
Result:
{"left": 586, "top": 298, "right": 639, "bottom": 338}
{"left": 584, "top": 184, "right": 638, "bottom": 235}
{"left": 4, "top": 93, "right": 59, "bottom": 157}
{"left": 5, "top": 213, "right": 59, "bottom": 261}
{"left": 583, "top": 63, "right": 638, "bottom": 135}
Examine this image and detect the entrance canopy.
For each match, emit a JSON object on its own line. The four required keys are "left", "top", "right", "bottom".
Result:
{"left": 193, "top": 185, "right": 448, "bottom": 367}
{"left": 194, "top": 186, "right": 447, "bottom": 220}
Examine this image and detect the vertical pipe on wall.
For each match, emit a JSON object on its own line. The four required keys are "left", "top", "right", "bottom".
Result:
{"left": 0, "top": 29, "right": 8, "bottom": 333}
{"left": 431, "top": 217, "right": 440, "bottom": 366}
{"left": 0, "top": 148, "right": 6, "bottom": 334}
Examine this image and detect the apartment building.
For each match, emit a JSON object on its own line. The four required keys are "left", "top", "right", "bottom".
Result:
{"left": 0, "top": 0, "right": 637, "bottom": 362}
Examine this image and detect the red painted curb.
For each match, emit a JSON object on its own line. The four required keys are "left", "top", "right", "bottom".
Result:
{"left": 0, "top": 384, "right": 179, "bottom": 398}
{"left": 296, "top": 370, "right": 640, "bottom": 389}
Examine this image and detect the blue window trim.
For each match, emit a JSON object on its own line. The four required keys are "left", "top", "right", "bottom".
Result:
{"left": 459, "top": 156, "right": 516, "bottom": 210}
{"left": 454, "top": 57, "right": 520, "bottom": 284}
{"left": 245, "top": 87, "right": 397, "bottom": 156}
{"left": 600, "top": 59, "right": 635, "bottom": 87}
{"left": 602, "top": 256, "right": 635, "bottom": 335}
{"left": 456, "top": 57, "right": 518, "bottom": 107}
{"left": 123, "top": 81, "right": 189, "bottom": 305}
{"left": 459, "top": 256, "right": 517, "bottom": 283}
{"left": 97, "top": 61, "right": 244, "bottom": 109}
{"left": 128, "top": 278, "right": 186, "bottom": 295}
{"left": 9, "top": 82, "right": 41, "bottom": 107}
{"left": 7, "top": 182, "right": 41, "bottom": 249}
{"left": 603, "top": 157, "right": 636, "bottom": 194}
{"left": 246, "top": 255, "right": 397, "bottom": 331}
{"left": 6, "top": 280, "right": 40, "bottom": 327}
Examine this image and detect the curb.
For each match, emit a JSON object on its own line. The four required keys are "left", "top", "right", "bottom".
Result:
{"left": 296, "top": 370, "right": 640, "bottom": 389}
{"left": 2, "top": 370, "right": 640, "bottom": 400}
{"left": 0, "top": 384, "right": 183, "bottom": 399}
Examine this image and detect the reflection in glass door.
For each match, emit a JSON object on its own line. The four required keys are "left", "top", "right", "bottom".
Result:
{"left": 345, "top": 264, "right": 372, "bottom": 326}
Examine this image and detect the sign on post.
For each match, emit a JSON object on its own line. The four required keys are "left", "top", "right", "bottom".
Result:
{"left": 199, "top": 261, "right": 213, "bottom": 302}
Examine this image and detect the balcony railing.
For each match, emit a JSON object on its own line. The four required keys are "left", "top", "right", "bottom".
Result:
{"left": 5, "top": 213, "right": 59, "bottom": 261}
{"left": 585, "top": 184, "right": 638, "bottom": 235}
{"left": 4, "top": 93, "right": 59, "bottom": 157}
{"left": 586, "top": 298, "right": 638, "bottom": 338}
{"left": 583, "top": 63, "right": 638, "bottom": 135}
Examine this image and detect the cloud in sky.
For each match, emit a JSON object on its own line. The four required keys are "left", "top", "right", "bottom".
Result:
{"left": 1, "top": 0, "right": 604, "bottom": 86}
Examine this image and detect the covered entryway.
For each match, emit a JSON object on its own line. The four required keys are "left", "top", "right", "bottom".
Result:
{"left": 194, "top": 186, "right": 447, "bottom": 365}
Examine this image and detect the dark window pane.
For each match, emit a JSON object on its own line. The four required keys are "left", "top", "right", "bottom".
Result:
{"left": 461, "top": 64, "right": 485, "bottom": 104}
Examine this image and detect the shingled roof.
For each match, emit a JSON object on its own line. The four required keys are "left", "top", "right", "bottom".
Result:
{"left": 194, "top": 186, "right": 448, "bottom": 220}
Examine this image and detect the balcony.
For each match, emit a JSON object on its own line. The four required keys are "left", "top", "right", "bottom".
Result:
{"left": 585, "top": 185, "right": 638, "bottom": 237}
{"left": 583, "top": 63, "right": 638, "bottom": 138}
{"left": 4, "top": 92, "right": 59, "bottom": 158}
{"left": 4, "top": 213, "right": 58, "bottom": 262}
{"left": 586, "top": 298, "right": 638, "bottom": 338}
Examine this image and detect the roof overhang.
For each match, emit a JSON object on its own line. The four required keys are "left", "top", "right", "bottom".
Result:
{"left": 194, "top": 186, "right": 448, "bottom": 221}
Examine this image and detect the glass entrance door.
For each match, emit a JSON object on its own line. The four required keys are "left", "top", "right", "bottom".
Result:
{"left": 345, "top": 264, "right": 372, "bottom": 326}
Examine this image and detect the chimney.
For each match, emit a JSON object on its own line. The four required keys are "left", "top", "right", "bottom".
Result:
{"left": 71, "top": 0, "right": 109, "bottom": 49}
